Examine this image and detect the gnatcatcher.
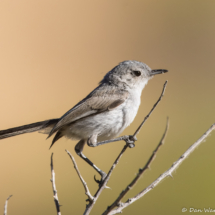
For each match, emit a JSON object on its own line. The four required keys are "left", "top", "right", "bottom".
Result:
{"left": 0, "top": 60, "right": 168, "bottom": 180}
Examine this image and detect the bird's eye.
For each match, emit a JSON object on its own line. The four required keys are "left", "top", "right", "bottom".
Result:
{"left": 133, "top": 70, "right": 141, "bottom": 76}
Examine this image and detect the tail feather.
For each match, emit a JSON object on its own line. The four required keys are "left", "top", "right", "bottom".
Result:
{"left": 49, "top": 131, "right": 63, "bottom": 149}
{"left": 0, "top": 119, "right": 59, "bottom": 140}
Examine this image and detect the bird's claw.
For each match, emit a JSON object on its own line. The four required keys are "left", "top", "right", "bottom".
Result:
{"left": 94, "top": 175, "right": 101, "bottom": 184}
{"left": 94, "top": 171, "right": 107, "bottom": 186}
{"left": 124, "top": 135, "right": 137, "bottom": 148}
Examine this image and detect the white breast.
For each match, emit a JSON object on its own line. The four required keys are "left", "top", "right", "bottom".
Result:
{"left": 64, "top": 83, "right": 145, "bottom": 141}
{"left": 120, "top": 88, "right": 141, "bottom": 132}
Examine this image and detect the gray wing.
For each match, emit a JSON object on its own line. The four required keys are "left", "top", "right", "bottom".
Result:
{"left": 48, "top": 85, "right": 129, "bottom": 137}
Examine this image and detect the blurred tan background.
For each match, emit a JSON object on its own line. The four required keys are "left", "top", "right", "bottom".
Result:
{"left": 0, "top": 0, "right": 215, "bottom": 214}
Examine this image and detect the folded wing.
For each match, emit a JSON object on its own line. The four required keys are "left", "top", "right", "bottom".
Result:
{"left": 48, "top": 84, "right": 129, "bottom": 138}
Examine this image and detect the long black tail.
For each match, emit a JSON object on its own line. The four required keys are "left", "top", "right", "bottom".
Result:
{"left": 0, "top": 119, "right": 59, "bottom": 140}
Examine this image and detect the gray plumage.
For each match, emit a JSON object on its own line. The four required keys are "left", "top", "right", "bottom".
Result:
{"left": 0, "top": 60, "right": 168, "bottom": 178}
{"left": 0, "top": 119, "right": 58, "bottom": 140}
{"left": 0, "top": 60, "right": 168, "bottom": 145}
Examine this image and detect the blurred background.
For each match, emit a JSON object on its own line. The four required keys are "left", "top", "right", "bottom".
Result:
{"left": 0, "top": 0, "right": 215, "bottom": 214}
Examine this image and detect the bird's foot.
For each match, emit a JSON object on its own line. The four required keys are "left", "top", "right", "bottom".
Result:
{"left": 94, "top": 171, "right": 107, "bottom": 187}
{"left": 124, "top": 135, "right": 137, "bottom": 148}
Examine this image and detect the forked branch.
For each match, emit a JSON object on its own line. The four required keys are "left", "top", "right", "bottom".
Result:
{"left": 65, "top": 150, "right": 94, "bottom": 202}
{"left": 106, "top": 123, "right": 215, "bottom": 214}
{"left": 102, "top": 117, "right": 169, "bottom": 215}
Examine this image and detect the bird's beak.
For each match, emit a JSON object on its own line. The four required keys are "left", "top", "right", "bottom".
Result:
{"left": 150, "top": 69, "right": 168, "bottom": 76}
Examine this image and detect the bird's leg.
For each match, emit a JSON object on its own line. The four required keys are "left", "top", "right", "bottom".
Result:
{"left": 87, "top": 135, "right": 137, "bottom": 148}
{"left": 75, "top": 139, "right": 107, "bottom": 183}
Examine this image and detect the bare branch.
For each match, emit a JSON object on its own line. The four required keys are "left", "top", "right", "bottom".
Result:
{"left": 103, "top": 117, "right": 169, "bottom": 215}
{"left": 108, "top": 123, "right": 215, "bottom": 214}
{"left": 83, "top": 144, "right": 128, "bottom": 215}
{"left": 65, "top": 150, "right": 94, "bottom": 202}
{"left": 4, "top": 195, "right": 12, "bottom": 215}
{"left": 50, "top": 153, "right": 61, "bottom": 215}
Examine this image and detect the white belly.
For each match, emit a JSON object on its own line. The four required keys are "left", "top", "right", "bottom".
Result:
{"left": 64, "top": 91, "right": 141, "bottom": 141}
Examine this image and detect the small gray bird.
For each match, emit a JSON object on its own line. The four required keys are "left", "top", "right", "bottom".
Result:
{"left": 0, "top": 60, "right": 168, "bottom": 179}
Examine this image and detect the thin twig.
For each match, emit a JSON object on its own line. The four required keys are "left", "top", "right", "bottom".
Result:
{"left": 50, "top": 153, "right": 61, "bottom": 215}
{"left": 65, "top": 150, "right": 94, "bottom": 202}
{"left": 4, "top": 195, "right": 12, "bottom": 215}
{"left": 133, "top": 80, "right": 168, "bottom": 138}
{"left": 102, "top": 117, "right": 169, "bottom": 215}
{"left": 108, "top": 123, "right": 215, "bottom": 214}
{"left": 83, "top": 81, "right": 168, "bottom": 215}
